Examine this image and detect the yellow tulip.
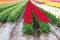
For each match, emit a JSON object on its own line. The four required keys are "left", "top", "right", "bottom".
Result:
{"left": 45, "top": 2, "right": 60, "bottom": 8}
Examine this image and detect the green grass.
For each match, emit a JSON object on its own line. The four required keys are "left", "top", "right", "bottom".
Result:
{"left": 0, "top": 2, "right": 19, "bottom": 12}
{"left": 7, "top": 2, "right": 26, "bottom": 22}
{"left": 0, "top": 0, "right": 27, "bottom": 12}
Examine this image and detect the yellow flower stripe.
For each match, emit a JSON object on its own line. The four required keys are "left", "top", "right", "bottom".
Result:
{"left": 34, "top": 0, "right": 50, "bottom": 2}
{"left": 45, "top": 2, "right": 60, "bottom": 8}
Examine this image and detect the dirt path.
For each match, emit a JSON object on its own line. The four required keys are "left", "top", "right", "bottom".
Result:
{"left": 0, "top": 23, "right": 16, "bottom": 40}
{"left": 0, "top": 21, "right": 60, "bottom": 40}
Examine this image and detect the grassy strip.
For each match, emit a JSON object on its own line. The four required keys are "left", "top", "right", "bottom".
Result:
{"left": 7, "top": 2, "right": 26, "bottom": 22}
{"left": 0, "top": 1, "right": 25, "bottom": 22}
{"left": 56, "top": 18, "right": 60, "bottom": 27}
{"left": 0, "top": 0, "right": 27, "bottom": 12}
{"left": 0, "top": 2, "right": 19, "bottom": 12}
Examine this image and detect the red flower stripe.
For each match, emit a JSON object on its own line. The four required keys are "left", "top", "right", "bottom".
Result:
{"left": 24, "top": 1, "right": 32, "bottom": 24}
{"left": 24, "top": 0, "right": 49, "bottom": 24}
{"left": 30, "top": 2, "right": 49, "bottom": 23}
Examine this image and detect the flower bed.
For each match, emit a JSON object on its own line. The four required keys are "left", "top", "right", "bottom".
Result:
{"left": 31, "top": 0, "right": 60, "bottom": 27}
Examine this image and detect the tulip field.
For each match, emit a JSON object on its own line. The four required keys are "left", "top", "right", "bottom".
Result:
{"left": 0, "top": 0, "right": 60, "bottom": 40}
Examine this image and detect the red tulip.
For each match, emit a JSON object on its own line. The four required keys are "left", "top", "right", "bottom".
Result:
{"left": 30, "top": 2, "right": 49, "bottom": 23}
{"left": 24, "top": 1, "right": 32, "bottom": 24}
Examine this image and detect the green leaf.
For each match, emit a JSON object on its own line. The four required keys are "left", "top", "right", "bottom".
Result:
{"left": 23, "top": 23, "right": 34, "bottom": 35}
